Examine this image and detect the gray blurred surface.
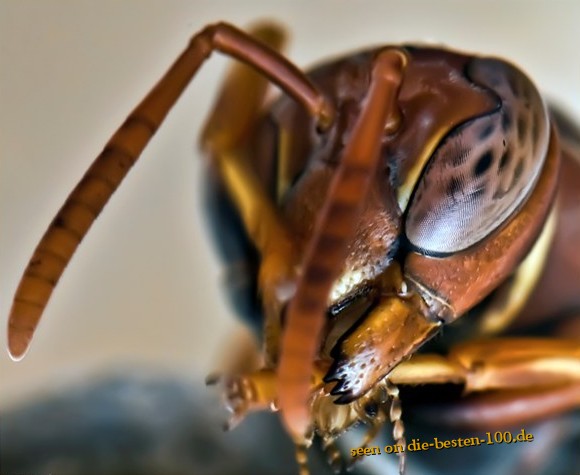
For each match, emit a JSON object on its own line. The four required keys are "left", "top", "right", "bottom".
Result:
{"left": 0, "top": 373, "right": 334, "bottom": 475}
{"left": 1, "top": 374, "right": 578, "bottom": 475}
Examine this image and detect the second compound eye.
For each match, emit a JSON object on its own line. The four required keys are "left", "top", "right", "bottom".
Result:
{"left": 404, "top": 57, "right": 549, "bottom": 255}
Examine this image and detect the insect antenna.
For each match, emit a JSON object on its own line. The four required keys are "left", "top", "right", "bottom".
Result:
{"left": 295, "top": 440, "right": 312, "bottom": 475}
{"left": 386, "top": 380, "right": 406, "bottom": 475}
{"left": 7, "top": 22, "right": 334, "bottom": 360}
{"left": 276, "top": 48, "right": 408, "bottom": 447}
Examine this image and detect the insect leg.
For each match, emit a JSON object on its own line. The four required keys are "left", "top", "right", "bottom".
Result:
{"left": 414, "top": 382, "right": 580, "bottom": 430}
{"left": 7, "top": 22, "right": 333, "bottom": 360}
{"left": 199, "top": 24, "right": 298, "bottom": 366}
{"left": 232, "top": 337, "right": 578, "bottom": 431}
{"left": 386, "top": 337, "right": 580, "bottom": 429}
{"left": 427, "top": 337, "right": 580, "bottom": 428}
{"left": 205, "top": 368, "right": 278, "bottom": 430}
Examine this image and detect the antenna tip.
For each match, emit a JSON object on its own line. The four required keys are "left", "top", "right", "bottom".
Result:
{"left": 7, "top": 328, "right": 31, "bottom": 362}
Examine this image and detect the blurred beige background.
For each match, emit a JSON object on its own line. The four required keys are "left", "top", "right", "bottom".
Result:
{"left": 1, "top": 0, "right": 579, "bottom": 410}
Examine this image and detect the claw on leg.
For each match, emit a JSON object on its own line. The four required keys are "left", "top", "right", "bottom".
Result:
{"left": 206, "top": 368, "right": 278, "bottom": 429}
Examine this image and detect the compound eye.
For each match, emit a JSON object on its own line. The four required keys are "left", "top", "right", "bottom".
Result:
{"left": 405, "top": 58, "right": 549, "bottom": 255}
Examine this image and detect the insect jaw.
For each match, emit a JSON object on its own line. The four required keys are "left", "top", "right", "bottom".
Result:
{"left": 323, "top": 290, "right": 442, "bottom": 404}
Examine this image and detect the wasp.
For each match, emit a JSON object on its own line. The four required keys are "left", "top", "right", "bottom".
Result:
{"left": 6, "top": 22, "right": 580, "bottom": 475}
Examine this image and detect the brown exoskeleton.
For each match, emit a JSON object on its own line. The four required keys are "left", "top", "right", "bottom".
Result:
{"left": 6, "top": 22, "right": 580, "bottom": 474}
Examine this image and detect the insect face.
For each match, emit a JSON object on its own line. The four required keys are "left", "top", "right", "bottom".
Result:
{"left": 268, "top": 47, "right": 556, "bottom": 410}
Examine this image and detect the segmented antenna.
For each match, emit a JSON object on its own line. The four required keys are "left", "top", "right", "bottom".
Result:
{"left": 276, "top": 48, "right": 407, "bottom": 445}
{"left": 386, "top": 380, "right": 406, "bottom": 475}
{"left": 295, "top": 435, "right": 314, "bottom": 475}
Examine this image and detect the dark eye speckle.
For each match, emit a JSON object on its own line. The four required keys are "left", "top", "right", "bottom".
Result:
{"left": 509, "top": 160, "right": 525, "bottom": 190}
{"left": 479, "top": 123, "right": 495, "bottom": 141}
{"left": 452, "top": 148, "right": 469, "bottom": 167}
{"left": 474, "top": 150, "right": 493, "bottom": 178}
{"left": 499, "top": 149, "right": 511, "bottom": 171}
{"left": 447, "top": 176, "right": 461, "bottom": 197}
{"left": 502, "top": 110, "right": 512, "bottom": 132}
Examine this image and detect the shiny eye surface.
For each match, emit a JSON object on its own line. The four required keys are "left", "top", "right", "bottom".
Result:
{"left": 405, "top": 58, "right": 550, "bottom": 255}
